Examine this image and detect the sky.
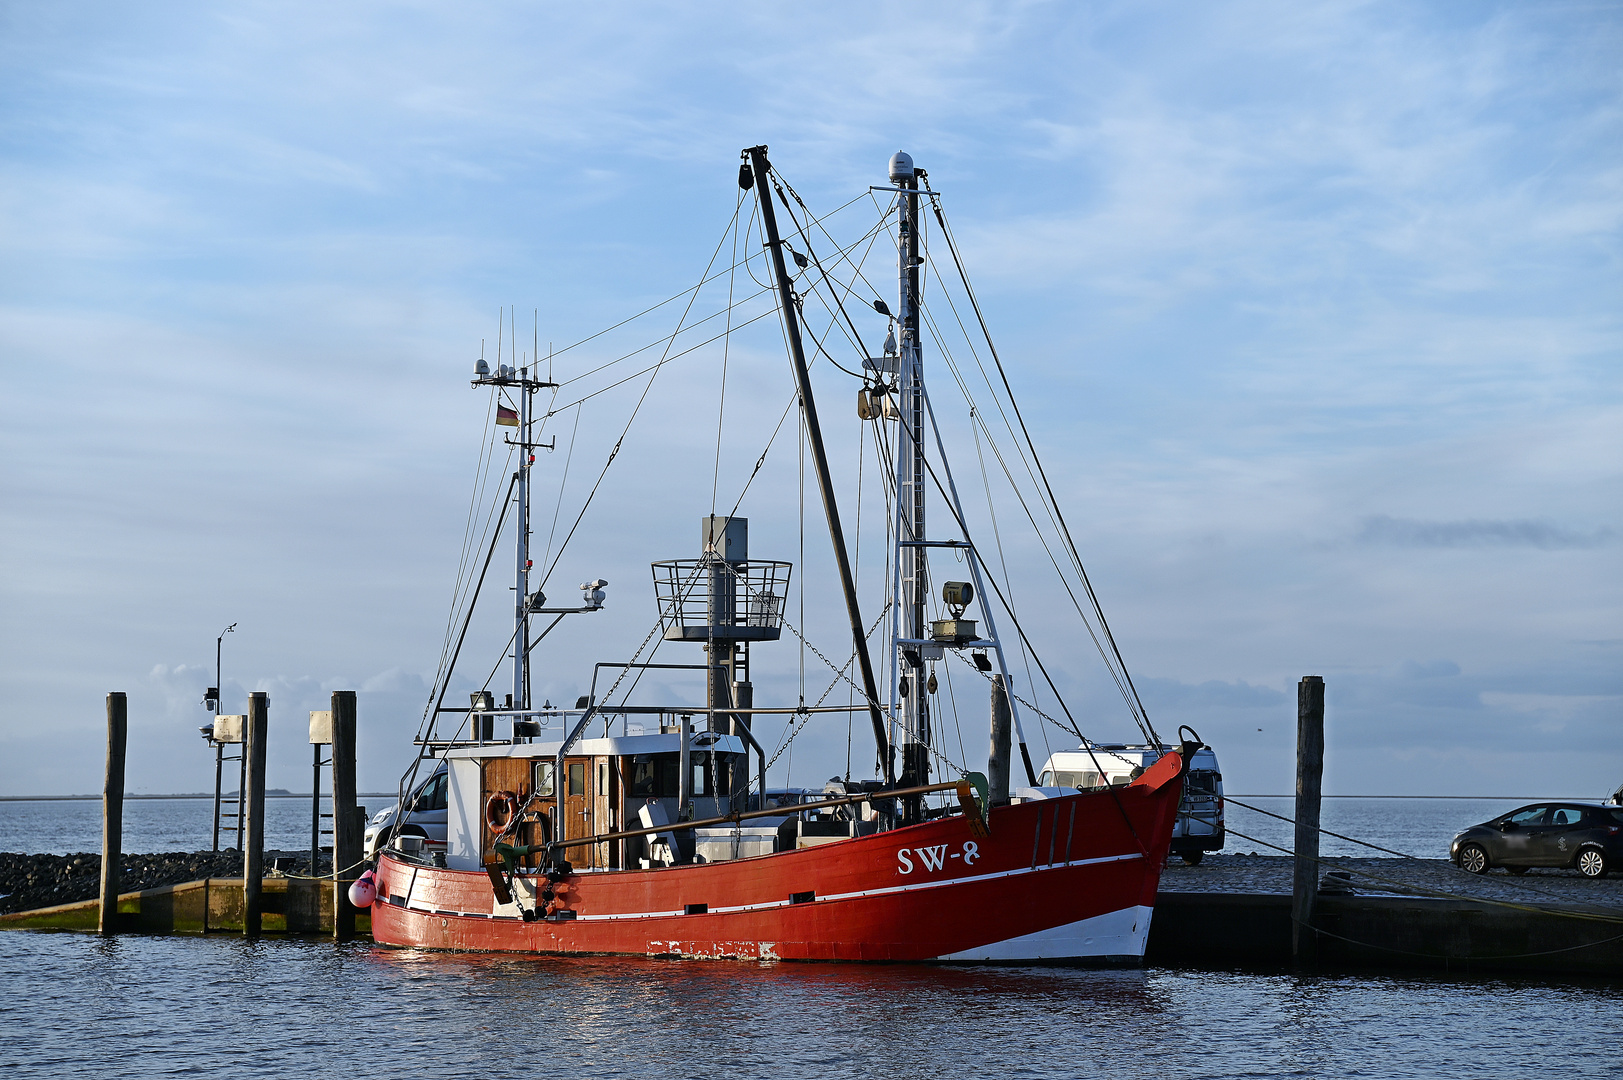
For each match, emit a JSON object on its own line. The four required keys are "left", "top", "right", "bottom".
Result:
{"left": 1, "top": 1, "right": 1619, "bottom": 803}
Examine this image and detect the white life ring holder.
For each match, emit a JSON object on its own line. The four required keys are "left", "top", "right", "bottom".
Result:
{"left": 484, "top": 790, "right": 518, "bottom": 833}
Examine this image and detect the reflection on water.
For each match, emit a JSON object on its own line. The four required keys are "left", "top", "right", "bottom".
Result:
{"left": 1, "top": 932, "right": 1617, "bottom": 1078}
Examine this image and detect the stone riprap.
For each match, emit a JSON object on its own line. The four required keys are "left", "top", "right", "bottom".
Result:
{"left": 1162, "top": 853, "right": 1623, "bottom": 911}
{"left": 0, "top": 851, "right": 331, "bottom": 915}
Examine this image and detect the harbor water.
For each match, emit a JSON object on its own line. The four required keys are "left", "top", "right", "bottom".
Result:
{"left": 0, "top": 932, "right": 1618, "bottom": 1078}
{"left": 3, "top": 796, "right": 1619, "bottom": 1076}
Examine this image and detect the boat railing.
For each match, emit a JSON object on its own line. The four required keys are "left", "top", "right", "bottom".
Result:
{"left": 650, "top": 558, "right": 791, "bottom": 641}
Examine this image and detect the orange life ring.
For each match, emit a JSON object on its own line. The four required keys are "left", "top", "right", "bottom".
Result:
{"left": 485, "top": 790, "right": 518, "bottom": 832}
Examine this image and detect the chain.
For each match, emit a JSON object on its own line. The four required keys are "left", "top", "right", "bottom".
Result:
{"left": 594, "top": 561, "right": 708, "bottom": 720}
{"left": 721, "top": 563, "right": 970, "bottom": 780}
{"left": 951, "top": 648, "right": 1082, "bottom": 741}
{"left": 764, "top": 603, "right": 889, "bottom": 770}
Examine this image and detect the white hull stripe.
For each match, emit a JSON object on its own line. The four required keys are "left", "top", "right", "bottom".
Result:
{"left": 393, "top": 850, "right": 1143, "bottom": 923}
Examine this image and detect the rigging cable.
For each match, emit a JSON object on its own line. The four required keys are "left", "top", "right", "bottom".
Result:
{"left": 920, "top": 294, "right": 1147, "bottom": 742}
{"left": 930, "top": 197, "right": 1159, "bottom": 746}
{"left": 540, "top": 403, "right": 584, "bottom": 577}
{"left": 536, "top": 189, "right": 871, "bottom": 371}
{"left": 419, "top": 472, "right": 519, "bottom": 730}
{"left": 711, "top": 189, "right": 743, "bottom": 517}
{"left": 537, "top": 202, "right": 742, "bottom": 592}
{"left": 971, "top": 408, "right": 1053, "bottom": 764}
{"left": 430, "top": 383, "right": 501, "bottom": 697}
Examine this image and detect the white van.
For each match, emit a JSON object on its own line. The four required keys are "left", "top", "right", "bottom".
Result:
{"left": 364, "top": 763, "right": 449, "bottom": 860}
{"left": 1037, "top": 742, "right": 1224, "bottom": 865}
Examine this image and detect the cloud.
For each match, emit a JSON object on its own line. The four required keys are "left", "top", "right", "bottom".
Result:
{"left": 1400, "top": 659, "right": 1460, "bottom": 679}
{"left": 1356, "top": 515, "right": 1615, "bottom": 550}
{"left": 1, "top": 0, "right": 1619, "bottom": 803}
{"left": 1140, "top": 677, "right": 1287, "bottom": 710}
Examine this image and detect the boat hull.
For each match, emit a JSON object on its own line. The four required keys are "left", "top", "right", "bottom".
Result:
{"left": 370, "top": 761, "right": 1184, "bottom": 963}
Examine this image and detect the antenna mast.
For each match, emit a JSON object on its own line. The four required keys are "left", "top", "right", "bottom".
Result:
{"left": 888, "top": 152, "right": 933, "bottom": 824}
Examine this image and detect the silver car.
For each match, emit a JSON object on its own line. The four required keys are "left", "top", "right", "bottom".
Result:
{"left": 364, "top": 764, "right": 449, "bottom": 859}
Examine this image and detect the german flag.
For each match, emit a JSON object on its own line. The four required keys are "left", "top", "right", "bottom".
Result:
{"left": 496, "top": 405, "right": 520, "bottom": 427}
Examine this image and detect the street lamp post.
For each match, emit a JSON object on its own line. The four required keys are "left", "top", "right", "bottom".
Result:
{"left": 200, "top": 623, "right": 235, "bottom": 852}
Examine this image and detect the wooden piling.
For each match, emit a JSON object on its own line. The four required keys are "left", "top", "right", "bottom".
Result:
{"left": 99, "top": 692, "right": 127, "bottom": 935}
{"left": 1293, "top": 675, "right": 1325, "bottom": 964}
{"left": 987, "top": 675, "right": 1012, "bottom": 807}
{"left": 331, "top": 690, "right": 358, "bottom": 940}
{"left": 242, "top": 691, "right": 268, "bottom": 936}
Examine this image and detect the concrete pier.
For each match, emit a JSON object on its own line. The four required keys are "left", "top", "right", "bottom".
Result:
{"left": 1149, "top": 855, "right": 1623, "bottom": 976}
{"left": 0, "top": 876, "right": 371, "bottom": 936}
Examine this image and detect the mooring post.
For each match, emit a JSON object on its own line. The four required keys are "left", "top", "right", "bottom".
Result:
{"left": 988, "top": 675, "right": 1013, "bottom": 808}
{"left": 243, "top": 691, "right": 269, "bottom": 936}
{"left": 331, "top": 690, "right": 358, "bottom": 940}
{"left": 99, "top": 692, "right": 127, "bottom": 935}
{"left": 1293, "top": 675, "right": 1325, "bottom": 964}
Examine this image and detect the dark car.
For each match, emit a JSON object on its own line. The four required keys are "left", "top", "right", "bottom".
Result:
{"left": 1451, "top": 802, "right": 1623, "bottom": 878}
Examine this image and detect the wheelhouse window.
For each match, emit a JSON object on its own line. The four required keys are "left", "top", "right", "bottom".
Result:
{"left": 568, "top": 761, "right": 587, "bottom": 797}
{"left": 690, "top": 752, "right": 732, "bottom": 797}
{"left": 532, "top": 761, "right": 555, "bottom": 797}
{"left": 627, "top": 754, "right": 681, "bottom": 798}
{"left": 624, "top": 752, "right": 733, "bottom": 797}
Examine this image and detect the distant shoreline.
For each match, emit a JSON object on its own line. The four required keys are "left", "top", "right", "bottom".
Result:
{"left": 0, "top": 793, "right": 398, "bottom": 802}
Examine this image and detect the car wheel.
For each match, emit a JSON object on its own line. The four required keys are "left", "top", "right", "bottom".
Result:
{"left": 1505, "top": 865, "right": 1529, "bottom": 876}
{"left": 1576, "top": 847, "right": 1608, "bottom": 879}
{"left": 1458, "top": 843, "right": 1489, "bottom": 875}
{"left": 1179, "top": 851, "right": 1204, "bottom": 866}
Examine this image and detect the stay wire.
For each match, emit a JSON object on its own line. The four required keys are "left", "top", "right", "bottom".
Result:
{"left": 539, "top": 189, "right": 869, "bottom": 371}
{"left": 547, "top": 219, "right": 888, "bottom": 419}
{"left": 1224, "top": 796, "right": 1623, "bottom": 911}
{"left": 712, "top": 189, "right": 743, "bottom": 516}
{"left": 921, "top": 298, "right": 1147, "bottom": 740}
{"left": 1220, "top": 824, "right": 1623, "bottom": 928}
{"left": 970, "top": 409, "right": 1051, "bottom": 763}
{"left": 538, "top": 204, "right": 740, "bottom": 592}
{"left": 767, "top": 170, "right": 880, "bottom": 376}
{"left": 931, "top": 198, "right": 1158, "bottom": 745}
{"left": 541, "top": 402, "right": 584, "bottom": 578}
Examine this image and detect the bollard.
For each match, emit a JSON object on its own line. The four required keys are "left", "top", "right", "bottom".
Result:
{"left": 99, "top": 693, "right": 127, "bottom": 935}
{"left": 1293, "top": 675, "right": 1325, "bottom": 964}
{"left": 987, "top": 676, "right": 1012, "bottom": 807}
{"left": 243, "top": 692, "right": 268, "bottom": 936}
{"left": 331, "top": 690, "right": 359, "bottom": 940}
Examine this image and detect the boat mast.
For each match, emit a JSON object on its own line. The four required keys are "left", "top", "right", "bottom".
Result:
{"left": 743, "top": 144, "right": 894, "bottom": 787}
{"left": 891, "top": 151, "right": 931, "bottom": 822}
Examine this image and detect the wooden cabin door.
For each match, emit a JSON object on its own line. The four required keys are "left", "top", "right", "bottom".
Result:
{"left": 594, "top": 756, "right": 619, "bottom": 869}
{"left": 563, "top": 756, "right": 594, "bottom": 868}
{"left": 480, "top": 757, "right": 534, "bottom": 863}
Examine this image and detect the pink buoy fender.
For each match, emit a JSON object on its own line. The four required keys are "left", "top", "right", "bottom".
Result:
{"left": 348, "top": 869, "right": 377, "bottom": 908}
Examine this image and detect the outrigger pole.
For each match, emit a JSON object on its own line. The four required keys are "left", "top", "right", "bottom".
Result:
{"left": 743, "top": 144, "right": 894, "bottom": 787}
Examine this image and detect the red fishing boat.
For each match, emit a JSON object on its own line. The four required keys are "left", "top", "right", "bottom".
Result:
{"left": 364, "top": 146, "right": 1200, "bottom": 963}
